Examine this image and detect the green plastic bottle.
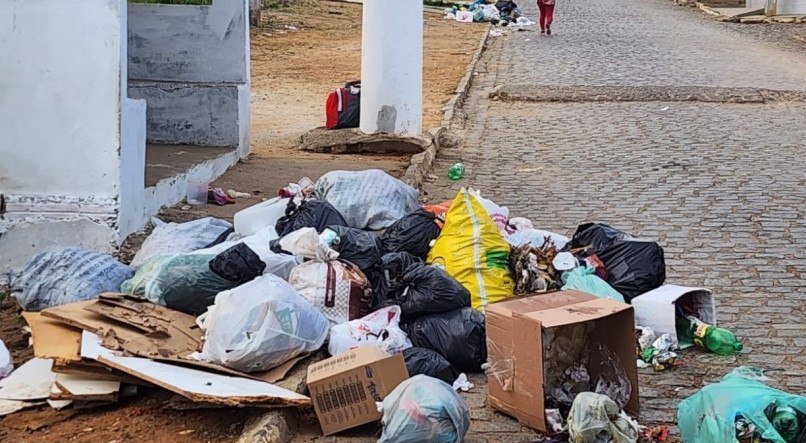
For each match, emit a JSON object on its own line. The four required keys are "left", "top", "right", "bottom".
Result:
{"left": 680, "top": 315, "right": 743, "bottom": 356}
{"left": 771, "top": 405, "right": 800, "bottom": 443}
{"left": 448, "top": 163, "right": 465, "bottom": 180}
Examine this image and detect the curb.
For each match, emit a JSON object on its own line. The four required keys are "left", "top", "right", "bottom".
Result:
{"left": 401, "top": 24, "right": 492, "bottom": 189}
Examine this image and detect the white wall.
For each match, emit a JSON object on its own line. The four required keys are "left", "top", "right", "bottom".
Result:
{"left": 0, "top": 0, "right": 144, "bottom": 276}
{"left": 775, "top": 0, "right": 806, "bottom": 14}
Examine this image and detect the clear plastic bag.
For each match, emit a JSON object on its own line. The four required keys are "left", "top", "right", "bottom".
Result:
{"left": 378, "top": 375, "right": 470, "bottom": 443}
{"left": 678, "top": 367, "right": 806, "bottom": 443}
{"left": 567, "top": 392, "right": 638, "bottom": 443}
{"left": 13, "top": 248, "right": 134, "bottom": 311}
{"left": 196, "top": 274, "right": 329, "bottom": 373}
{"left": 561, "top": 266, "right": 625, "bottom": 303}
{"left": 327, "top": 306, "right": 412, "bottom": 356}
{"left": 130, "top": 217, "right": 232, "bottom": 268}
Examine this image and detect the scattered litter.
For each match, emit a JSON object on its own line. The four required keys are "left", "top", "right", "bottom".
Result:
{"left": 378, "top": 375, "right": 470, "bottom": 443}
{"left": 328, "top": 306, "right": 412, "bottom": 356}
{"left": 452, "top": 373, "right": 474, "bottom": 392}
{"left": 12, "top": 248, "right": 134, "bottom": 311}
{"left": 660, "top": 106, "right": 670, "bottom": 111}
{"left": 567, "top": 392, "right": 638, "bottom": 443}
{"left": 490, "top": 29, "right": 506, "bottom": 37}
{"left": 208, "top": 187, "right": 235, "bottom": 205}
{"left": 0, "top": 358, "right": 56, "bottom": 401}
{"left": 631, "top": 285, "right": 715, "bottom": 349}
{"left": 226, "top": 189, "right": 251, "bottom": 199}
{"left": 0, "top": 340, "right": 12, "bottom": 379}
{"left": 403, "top": 347, "right": 458, "bottom": 385}
{"left": 131, "top": 217, "right": 233, "bottom": 268}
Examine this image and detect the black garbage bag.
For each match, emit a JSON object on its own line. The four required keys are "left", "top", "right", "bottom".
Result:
{"left": 374, "top": 252, "right": 424, "bottom": 305}
{"left": 402, "top": 307, "right": 487, "bottom": 373}
{"left": 209, "top": 243, "right": 266, "bottom": 285}
{"left": 598, "top": 240, "right": 665, "bottom": 302}
{"left": 403, "top": 347, "right": 459, "bottom": 385}
{"left": 380, "top": 209, "right": 442, "bottom": 259}
{"left": 151, "top": 255, "right": 239, "bottom": 316}
{"left": 384, "top": 264, "right": 471, "bottom": 318}
{"left": 569, "top": 222, "right": 634, "bottom": 252}
{"left": 327, "top": 225, "right": 385, "bottom": 288}
{"left": 275, "top": 199, "right": 348, "bottom": 237}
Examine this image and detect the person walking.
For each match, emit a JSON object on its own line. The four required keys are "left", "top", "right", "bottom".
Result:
{"left": 537, "top": 0, "right": 555, "bottom": 35}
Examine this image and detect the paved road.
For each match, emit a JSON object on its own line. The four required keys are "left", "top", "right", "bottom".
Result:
{"left": 418, "top": 0, "right": 806, "bottom": 440}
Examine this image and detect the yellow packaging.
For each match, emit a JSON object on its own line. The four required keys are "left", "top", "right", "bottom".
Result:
{"left": 427, "top": 188, "right": 514, "bottom": 311}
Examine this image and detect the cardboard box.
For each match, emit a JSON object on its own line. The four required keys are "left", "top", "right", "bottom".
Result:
{"left": 485, "top": 290, "right": 639, "bottom": 432}
{"left": 631, "top": 284, "right": 715, "bottom": 349}
{"left": 307, "top": 347, "right": 408, "bottom": 436}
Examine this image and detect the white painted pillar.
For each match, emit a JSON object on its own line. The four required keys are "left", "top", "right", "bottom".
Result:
{"left": 359, "top": 0, "right": 423, "bottom": 136}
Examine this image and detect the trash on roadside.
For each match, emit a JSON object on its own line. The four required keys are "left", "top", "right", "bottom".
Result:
{"left": 422, "top": 199, "right": 453, "bottom": 228}
{"left": 271, "top": 227, "right": 340, "bottom": 261}
{"left": 448, "top": 162, "right": 465, "bottom": 180}
{"left": 452, "top": 372, "right": 474, "bottom": 392}
{"left": 208, "top": 186, "right": 235, "bottom": 205}
{"left": 506, "top": 228, "right": 570, "bottom": 251}
{"left": 234, "top": 196, "right": 291, "bottom": 236}
{"left": 379, "top": 209, "right": 442, "bottom": 259}
{"left": 376, "top": 258, "right": 471, "bottom": 319}
{"left": 121, "top": 254, "right": 238, "bottom": 315}
{"left": 402, "top": 347, "right": 459, "bottom": 386}
{"left": 195, "top": 274, "right": 329, "bottom": 373}
{"left": 328, "top": 305, "right": 412, "bottom": 356}
{"left": 567, "top": 392, "right": 638, "bottom": 443}
{"left": 374, "top": 251, "right": 424, "bottom": 304}
{"left": 485, "top": 290, "right": 639, "bottom": 433}
{"left": 510, "top": 241, "right": 562, "bottom": 294}
{"left": 0, "top": 340, "right": 14, "bottom": 380}
{"left": 13, "top": 248, "right": 134, "bottom": 312}
{"left": 307, "top": 347, "right": 408, "bottom": 435}
{"left": 469, "top": 187, "right": 510, "bottom": 232}
{"left": 278, "top": 177, "right": 315, "bottom": 199}
{"left": 428, "top": 188, "right": 514, "bottom": 311}
{"left": 402, "top": 307, "right": 487, "bottom": 373}
{"left": 275, "top": 199, "right": 348, "bottom": 237}
{"left": 131, "top": 217, "right": 233, "bottom": 268}
{"left": 569, "top": 222, "right": 635, "bottom": 252}
{"left": 226, "top": 189, "right": 251, "bottom": 199}
{"left": 631, "top": 285, "right": 716, "bottom": 349}
{"left": 639, "top": 333, "right": 678, "bottom": 371}
{"left": 678, "top": 366, "right": 806, "bottom": 443}
{"left": 288, "top": 260, "right": 372, "bottom": 325}
{"left": 314, "top": 169, "right": 420, "bottom": 230}
{"left": 324, "top": 225, "right": 384, "bottom": 284}
{"left": 678, "top": 314, "right": 743, "bottom": 356}
{"left": 597, "top": 239, "right": 666, "bottom": 302}
{"left": 377, "top": 375, "right": 470, "bottom": 443}
{"left": 561, "top": 265, "right": 625, "bottom": 302}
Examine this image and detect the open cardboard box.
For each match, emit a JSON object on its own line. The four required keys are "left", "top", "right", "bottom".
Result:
{"left": 485, "top": 290, "right": 639, "bottom": 432}
{"left": 631, "top": 284, "right": 715, "bottom": 349}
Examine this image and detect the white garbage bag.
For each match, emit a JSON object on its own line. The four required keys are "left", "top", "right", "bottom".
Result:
{"left": 275, "top": 228, "right": 339, "bottom": 261}
{"left": 131, "top": 217, "right": 232, "bottom": 268}
{"left": 233, "top": 197, "right": 290, "bottom": 237}
{"left": 314, "top": 170, "right": 420, "bottom": 230}
{"left": 288, "top": 260, "right": 372, "bottom": 326}
{"left": 328, "top": 306, "right": 412, "bottom": 356}
{"left": 13, "top": 248, "right": 134, "bottom": 311}
{"left": 191, "top": 226, "right": 299, "bottom": 281}
{"left": 506, "top": 229, "right": 570, "bottom": 250}
{"left": 378, "top": 375, "right": 471, "bottom": 443}
{"left": 0, "top": 339, "right": 13, "bottom": 379}
{"left": 196, "top": 274, "right": 329, "bottom": 373}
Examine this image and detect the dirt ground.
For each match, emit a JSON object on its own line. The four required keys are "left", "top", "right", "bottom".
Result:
{"left": 0, "top": 3, "right": 486, "bottom": 441}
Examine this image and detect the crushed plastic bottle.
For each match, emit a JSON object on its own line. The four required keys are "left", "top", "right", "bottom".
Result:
{"left": 448, "top": 163, "right": 465, "bottom": 180}
{"left": 677, "top": 315, "right": 743, "bottom": 356}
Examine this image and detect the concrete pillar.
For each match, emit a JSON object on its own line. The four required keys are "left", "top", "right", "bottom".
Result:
{"left": 359, "top": 0, "right": 423, "bottom": 136}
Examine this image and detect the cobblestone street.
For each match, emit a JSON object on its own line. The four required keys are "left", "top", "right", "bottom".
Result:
{"left": 420, "top": 0, "right": 806, "bottom": 440}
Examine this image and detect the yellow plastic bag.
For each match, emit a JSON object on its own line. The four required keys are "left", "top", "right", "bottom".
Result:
{"left": 427, "top": 188, "right": 514, "bottom": 311}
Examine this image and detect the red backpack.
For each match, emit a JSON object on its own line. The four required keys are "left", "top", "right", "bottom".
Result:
{"left": 325, "top": 80, "right": 361, "bottom": 129}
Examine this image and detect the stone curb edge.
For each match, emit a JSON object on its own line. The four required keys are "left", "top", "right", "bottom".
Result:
{"left": 401, "top": 24, "right": 492, "bottom": 189}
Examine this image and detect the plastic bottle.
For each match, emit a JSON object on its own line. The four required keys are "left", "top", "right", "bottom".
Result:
{"left": 678, "top": 315, "right": 743, "bottom": 356}
{"left": 769, "top": 404, "right": 800, "bottom": 443}
{"left": 448, "top": 163, "right": 465, "bottom": 180}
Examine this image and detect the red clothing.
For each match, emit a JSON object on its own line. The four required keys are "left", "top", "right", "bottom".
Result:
{"left": 537, "top": 1, "right": 554, "bottom": 29}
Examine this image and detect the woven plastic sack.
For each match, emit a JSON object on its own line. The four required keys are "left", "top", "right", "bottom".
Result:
{"left": 196, "top": 274, "right": 329, "bottom": 372}
{"left": 678, "top": 367, "right": 806, "bottom": 443}
{"left": 328, "top": 305, "right": 412, "bottom": 356}
{"left": 378, "top": 375, "right": 470, "bottom": 443}
{"left": 288, "top": 260, "right": 372, "bottom": 325}
{"left": 130, "top": 217, "right": 232, "bottom": 268}
{"left": 13, "top": 248, "right": 134, "bottom": 311}
{"left": 561, "top": 266, "right": 625, "bottom": 303}
{"left": 314, "top": 169, "right": 420, "bottom": 230}
{"left": 427, "top": 188, "right": 514, "bottom": 311}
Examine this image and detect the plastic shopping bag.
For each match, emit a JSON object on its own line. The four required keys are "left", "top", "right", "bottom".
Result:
{"left": 427, "top": 188, "right": 514, "bottom": 311}
{"left": 328, "top": 306, "right": 412, "bottom": 356}
{"left": 196, "top": 274, "right": 329, "bottom": 372}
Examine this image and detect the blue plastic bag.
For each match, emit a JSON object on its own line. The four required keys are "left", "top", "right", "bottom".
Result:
{"left": 678, "top": 367, "right": 806, "bottom": 443}
{"left": 378, "top": 375, "right": 470, "bottom": 443}
{"left": 561, "top": 266, "right": 625, "bottom": 303}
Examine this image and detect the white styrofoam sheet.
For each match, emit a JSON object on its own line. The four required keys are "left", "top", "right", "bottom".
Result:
{"left": 0, "top": 358, "right": 56, "bottom": 401}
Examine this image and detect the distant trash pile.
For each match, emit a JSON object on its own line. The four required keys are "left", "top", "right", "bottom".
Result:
{"left": 3, "top": 168, "right": 802, "bottom": 442}
{"left": 444, "top": 0, "right": 536, "bottom": 26}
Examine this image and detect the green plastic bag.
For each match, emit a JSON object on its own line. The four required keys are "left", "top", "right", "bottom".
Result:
{"left": 561, "top": 266, "right": 625, "bottom": 303}
{"left": 678, "top": 367, "right": 806, "bottom": 443}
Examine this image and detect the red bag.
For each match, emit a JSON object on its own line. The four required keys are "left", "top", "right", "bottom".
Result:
{"left": 325, "top": 80, "right": 361, "bottom": 129}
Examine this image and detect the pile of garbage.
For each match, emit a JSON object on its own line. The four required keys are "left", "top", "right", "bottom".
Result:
{"left": 444, "top": 0, "right": 536, "bottom": 26}
{"left": 2, "top": 168, "right": 801, "bottom": 442}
